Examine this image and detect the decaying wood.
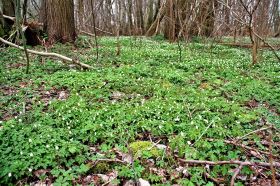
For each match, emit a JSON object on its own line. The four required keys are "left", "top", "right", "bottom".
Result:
{"left": 0, "top": 37, "right": 93, "bottom": 69}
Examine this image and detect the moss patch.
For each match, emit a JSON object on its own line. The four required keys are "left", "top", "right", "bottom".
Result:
{"left": 129, "top": 141, "right": 162, "bottom": 158}
{"left": 91, "top": 162, "right": 110, "bottom": 174}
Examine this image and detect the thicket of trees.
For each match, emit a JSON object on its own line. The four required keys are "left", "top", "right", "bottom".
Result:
{"left": 1, "top": 0, "right": 279, "bottom": 42}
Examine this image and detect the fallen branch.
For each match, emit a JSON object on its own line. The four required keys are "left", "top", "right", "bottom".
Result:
{"left": 179, "top": 159, "right": 280, "bottom": 168}
{"left": 0, "top": 37, "right": 93, "bottom": 69}
{"left": 207, "top": 138, "right": 278, "bottom": 159}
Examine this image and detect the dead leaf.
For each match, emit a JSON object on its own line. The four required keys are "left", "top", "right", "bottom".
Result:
{"left": 138, "top": 178, "right": 150, "bottom": 186}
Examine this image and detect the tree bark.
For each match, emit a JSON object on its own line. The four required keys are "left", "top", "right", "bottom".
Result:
{"left": 44, "top": 0, "right": 76, "bottom": 44}
{"left": 272, "top": 0, "right": 280, "bottom": 36}
{"left": 164, "top": 0, "right": 176, "bottom": 41}
{"left": 1, "top": 0, "right": 15, "bottom": 36}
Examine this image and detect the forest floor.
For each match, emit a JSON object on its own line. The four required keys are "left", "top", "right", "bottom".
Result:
{"left": 0, "top": 36, "right": 280, "bottom": 185}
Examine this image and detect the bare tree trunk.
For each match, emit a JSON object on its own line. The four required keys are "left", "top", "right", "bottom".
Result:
{"left": 272, "top": 0, "right": 280, "bottom": 36}
{"left": 78, "top": 0, "right": 84, "bottom": 31}
{"left": 146, "top": 0, "right": 154, "bottom": 31}
{"left": 1, "top": 0, "right": 15, "bottom": 36}
{"left": 135, "top": 0, "right": 144, "bottom": 35}
{"left": 44, "top": 0, "right": 76, "bottom": 44}
{"left": 164, "top": 0, "right": 176, "bottom": 41}
{"left": 116, "top": 0, "right": 121, "bottom": 55}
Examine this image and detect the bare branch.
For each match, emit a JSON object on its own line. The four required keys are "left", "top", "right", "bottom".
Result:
{"left": 0, "top": 37, "right": 94, "bottom": 69}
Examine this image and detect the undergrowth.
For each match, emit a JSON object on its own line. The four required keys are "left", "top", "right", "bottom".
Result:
{"left": 0, "top": 37, "right": 279, "bottom": 185}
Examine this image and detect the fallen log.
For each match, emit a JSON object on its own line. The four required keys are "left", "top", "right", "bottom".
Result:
{"left": 0, "top": 37, "right": 94, "bottom": 69}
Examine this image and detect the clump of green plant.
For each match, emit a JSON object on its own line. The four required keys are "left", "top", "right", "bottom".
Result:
{"left": 129, "top": 141, "right": 162, "bottom": 158}
{"left": 91, "top": 162, "right": 110, "bottom": 174}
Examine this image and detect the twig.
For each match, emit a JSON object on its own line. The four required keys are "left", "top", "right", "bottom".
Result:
{"left": 0, "top": 37, "right": 94, "bottom": 69}
{"left": 230, "top": 164, "right": 244, "bottom": 186}
{"left": 80, "top": 30, "right": 95, "bottom": 37}
{"left": 207, "top": 138, "right": 277, "bottom": 159}
{"left": 238, "top": 126, "right": 272, "bottom": 140}
{"left": 3, "top": 14, "right": 16, "bottom": 21}
{"left": 101, "top": 176, "right": 117, "bottom": 186}
{"left": 269, "top": 129, "right": 277, "bottom": 186}
{"left": 92, "top": 158, "right": 126, "bottom": 164}
{"left": 192, "top": 117, "right": 217, "bottom": 146}
{"left": 179, "top": 159, "right": 280, "bottom": 168}
{"left": 148, "top": 140, "right": 162, "bottom": 150}
{"left": 204, "top": 172, "right": 224, "bottom": 184}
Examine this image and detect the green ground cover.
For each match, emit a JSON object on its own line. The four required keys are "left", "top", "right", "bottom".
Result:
{"left": 0, "top": 36, "right": 279, "bottom": 185}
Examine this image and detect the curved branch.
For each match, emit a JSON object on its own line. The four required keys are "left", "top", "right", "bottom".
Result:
{"left": 0, "top": 37, "right": 94, "bottom": 69}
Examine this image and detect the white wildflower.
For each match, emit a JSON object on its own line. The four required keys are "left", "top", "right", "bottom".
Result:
{"left": 8, "top": 173, "right": 12, "bottom": 177}
{"left": 20, "top": 151, "right": 23, "bottom": 155}
{"left": 30, "top": 153, "right": 33, "bottom": 157}
{"left": 19, "top": 119, "right": 22, "bottom": 122}
{"left": 46, "top": 145, "right": 50, "bottom": 148}
{"left": 187, "top": 141, "right": 192, "bottom": 145}
{"left": 29, "top": 139, "right": 32, "bottom": 143}
{"left": 55, "top": 146, "right": 59, "bottom": 150}
{"left": 28, "top": 168, "right": 32, "bottom": 172}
